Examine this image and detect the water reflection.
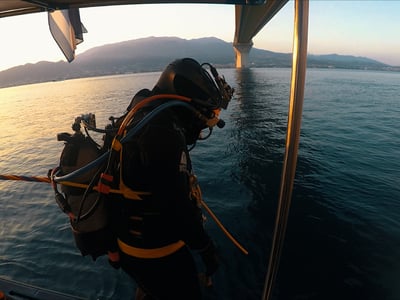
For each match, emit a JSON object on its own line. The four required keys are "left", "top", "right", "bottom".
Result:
{"left": 231, "top": 68, "right": 289, "bottom": 218}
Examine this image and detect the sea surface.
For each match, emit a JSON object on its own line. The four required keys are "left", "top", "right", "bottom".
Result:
{"left": 0, "top": 68, "right": 399, "bottom": 300}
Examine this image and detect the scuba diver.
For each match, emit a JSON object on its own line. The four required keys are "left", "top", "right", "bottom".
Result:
{"left": 110, "top": 58, "right": 234, "bottom": 299}
{"left": 53, "top": 57, "right": 234, "bottom": 299}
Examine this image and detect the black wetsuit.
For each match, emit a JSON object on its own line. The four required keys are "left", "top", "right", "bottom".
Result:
{"left": 110, "top": 105, "right": 211, "bottom": 299}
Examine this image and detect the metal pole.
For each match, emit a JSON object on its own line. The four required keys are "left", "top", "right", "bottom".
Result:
{"left": 262, "top": 0, "right": 309, "bottom": 299}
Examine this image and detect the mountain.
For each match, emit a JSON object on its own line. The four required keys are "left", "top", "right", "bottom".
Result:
{"left": 0, "top": 36, "right": 394, "bottom": 89}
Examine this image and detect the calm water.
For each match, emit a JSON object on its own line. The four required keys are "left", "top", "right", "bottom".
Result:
{"left": 0, "top": 68, "right": 399, "bottom": 300}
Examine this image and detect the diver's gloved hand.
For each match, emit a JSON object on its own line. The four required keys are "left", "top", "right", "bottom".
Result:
{"left": 200, "top": 241, "right": 219, "bottom": 276}
{"left": 108, "top": 251, "right": 120, "bottom": 269}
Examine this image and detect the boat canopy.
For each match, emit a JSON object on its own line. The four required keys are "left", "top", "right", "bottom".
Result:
{"left": 0, "top": 0, "right": 265, "bottom": 18}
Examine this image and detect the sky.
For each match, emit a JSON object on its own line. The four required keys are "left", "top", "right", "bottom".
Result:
{"left": 0, "top": 1, "right": 400, "bottom": 72}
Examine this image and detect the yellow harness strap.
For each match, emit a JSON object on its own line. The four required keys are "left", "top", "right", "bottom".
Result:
{"left": 118, "top": 239, "right": 185, "bottom": 259}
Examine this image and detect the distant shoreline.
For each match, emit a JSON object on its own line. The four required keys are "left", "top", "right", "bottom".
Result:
{"left": 1, "top": 36, "right": 399, "bottom": 89}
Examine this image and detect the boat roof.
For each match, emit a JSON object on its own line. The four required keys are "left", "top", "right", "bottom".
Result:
{"left": 0, "top": 0, "right": 263, "bottom": 18}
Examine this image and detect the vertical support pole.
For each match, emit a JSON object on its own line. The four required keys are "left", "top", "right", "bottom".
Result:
{"left": 262, "top": 0, "right": 309, "bottom": 299}
{"left": 233, "top": 42, "right": 253, "bottom": 68}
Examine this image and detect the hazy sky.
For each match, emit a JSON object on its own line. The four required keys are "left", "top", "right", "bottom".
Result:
{"left": 0, "top": 1, "right": 399, "bottom": 72}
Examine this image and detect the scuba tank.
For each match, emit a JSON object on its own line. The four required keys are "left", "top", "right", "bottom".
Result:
{"left": 53, "top": 115, "right": 116, "bottom": 260}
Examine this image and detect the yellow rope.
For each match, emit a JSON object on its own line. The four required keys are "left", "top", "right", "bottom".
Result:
{"left": 201, "top": 199, "right": 248, "bottom": 255}
{"left": 0, "top": 174, "right": 50, "bottom": 183}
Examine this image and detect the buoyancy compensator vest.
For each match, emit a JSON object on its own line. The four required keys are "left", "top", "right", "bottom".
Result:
{"left": 54, "top": 130, "right": 116, "bottom": 260}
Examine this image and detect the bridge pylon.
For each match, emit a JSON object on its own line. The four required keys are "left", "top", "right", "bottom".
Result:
{"left": 233, "top": 41, "right": 253, "bottom": 68}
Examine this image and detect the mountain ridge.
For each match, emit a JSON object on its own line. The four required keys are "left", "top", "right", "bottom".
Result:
{"left": 0, "top": 36, "right": 397, "bottom": 89}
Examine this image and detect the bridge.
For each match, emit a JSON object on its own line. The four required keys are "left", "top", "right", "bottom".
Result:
{"left": 234, "top": 0, "right": 289, "bottom": 68}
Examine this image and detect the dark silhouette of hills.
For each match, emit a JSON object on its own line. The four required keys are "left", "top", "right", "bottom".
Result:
{"left": 0, "top": 36, "right": 395, "bottom": 88}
